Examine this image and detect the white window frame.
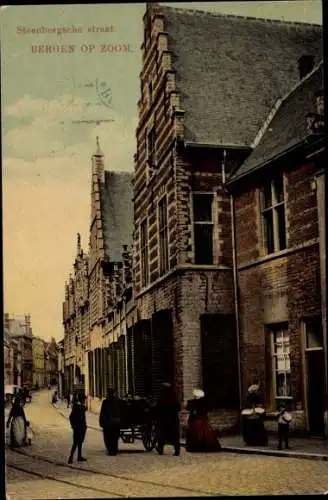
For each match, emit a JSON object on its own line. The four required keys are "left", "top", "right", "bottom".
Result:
{"left": 158, "top": 195, "right": 169, "bottom": 276}
{"left": 270, "top": 323, "right": 292, "bottom": 400}
{"left": 192, "top": 191, "right": 214, "bottom": 265}
{"left": 261, "top": 175, "right": 287, "bottom": 255}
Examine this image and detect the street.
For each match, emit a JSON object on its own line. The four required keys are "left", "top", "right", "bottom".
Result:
{"left": 4, "top": 390, "right": 328, "bottom": 498}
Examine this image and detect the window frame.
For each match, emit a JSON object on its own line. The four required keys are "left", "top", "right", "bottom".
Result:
{"left": 140, "top": 218, "right": 149, "bottom": 287}
{"left": 270, "top": 323, "right": 292, "bottom": 401}
{"left": 158, "top": 195, "right": 169, "bottom": 276}
{"left": 261, "top": 175, "right": 287, "bottom": 255}
{"left": 192, "top": 191, "right": 214, "bottom": 265}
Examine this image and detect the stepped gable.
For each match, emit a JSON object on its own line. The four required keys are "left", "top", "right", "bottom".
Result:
{"left": 100, "top": 171, "right": 133, "bottom": 263}
{"left": 160, "top": 4, "right": 322, "bottom": 146}
{"left": 229, "top": 62, "right": 323, "bottom": 182}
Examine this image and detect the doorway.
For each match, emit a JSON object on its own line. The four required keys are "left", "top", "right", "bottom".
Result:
{"left": 304, "top": 318, "right": 325, "bottom": 437}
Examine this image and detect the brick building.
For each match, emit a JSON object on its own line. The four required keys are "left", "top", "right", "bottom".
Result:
{"left": 63, "top": 232, "right": 89, "bottom": 394}
{"left": 63, "top": 138, "right": 134, "bottom": 410}
{"left": 226, "top": 61, "right": 325, "bottom": 435}
{"left": 87, "top": 138, "right": 133, "bottom": 409}
{"left": 129, "top": 3, "right": 322, "bottom": 427}
{"left": 62, "top": 5, "right": 323, "bottom": 430}
{"left": 5, "top": 313, "right": 33, "bottom": 387}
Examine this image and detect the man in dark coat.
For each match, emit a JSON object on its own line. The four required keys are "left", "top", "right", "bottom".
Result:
{"left": 99, "top": 388, "right": 122, "bottom": 456}
{"left": 68, "top": 393, "right": 87, "bottom": 464}
{"left": 155, "top": 383, "right": 181, "bottom": 456}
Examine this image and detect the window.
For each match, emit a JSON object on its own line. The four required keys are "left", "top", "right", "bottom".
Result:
{"left": 147, "top": 127, "right": 156, "bottom": 167}
{"left": 193, "top": 193, "right": 214, "bottom": 264}
{"left": 140, "top": 219, "right": 149, "bottom": 287}
{"left": 158, "top": 196, "right": 169, "bottom": 275}
{"left": 305, "top": 317, "right": 323, "bottom": 349}
{"left": 261, "top": 176, "right": 286, "bottom": 254}
{"left": 271, "top": 324, "right": 291, "bottom": 399}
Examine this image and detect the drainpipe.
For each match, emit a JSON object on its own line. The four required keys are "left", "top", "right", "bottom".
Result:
{"left": 223, "top": 147, "right": 242, "bottom": 412}
{"left": 230, "top": 192, "right": 243, "bottom": 413}
{"left": 123, "top": 298, "right": 129, "bottom": 395}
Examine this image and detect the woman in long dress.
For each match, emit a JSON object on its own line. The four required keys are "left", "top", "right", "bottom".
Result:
{"left": 186, "top": 389, "right": 221, "bottom": 452}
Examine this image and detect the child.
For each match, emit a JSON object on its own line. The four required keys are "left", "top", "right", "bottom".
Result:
{"left": 277, "top": 404, "right": 292, "bottom": 450}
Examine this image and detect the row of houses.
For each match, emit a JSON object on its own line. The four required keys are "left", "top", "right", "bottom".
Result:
{"left": 4, "top": 313, "right": 59, "bottom": 389}
{"left": 62, "top": 3, "right": 326, "bottom": 436}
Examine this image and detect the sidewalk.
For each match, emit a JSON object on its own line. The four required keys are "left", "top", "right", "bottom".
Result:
{"left": 53, "top": 399, "right": 328, "bottom": 461}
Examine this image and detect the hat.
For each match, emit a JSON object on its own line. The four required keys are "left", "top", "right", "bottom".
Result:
{"left": 248, "top": 384, "right": 260, "bottom": 394}
{"left": 162, "top": 382, "right": 171, "bottom": 388}
{"left": 192, "top": 389, "right": 205, "bottom": 399}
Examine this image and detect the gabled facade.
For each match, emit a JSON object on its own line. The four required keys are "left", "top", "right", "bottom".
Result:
{"left": 4, "top": 313, "right": 33, "bottom": 387}
{"left": 130, "top": 3, "right": 322, "bottom": 427}
{"left": 226, "top": 62, "right": 325, "bottom": 436}
{"left": 63, "top": 233, "right": 89, "bottom": 394}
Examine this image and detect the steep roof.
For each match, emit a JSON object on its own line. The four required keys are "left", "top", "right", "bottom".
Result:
{"left": 228, "top": 62, "right": 323, "bottom": 183}
{"left": 100, "top": 171, "right": 133, "bottom": 263}
{"left": 160, "top": 5, "right": 322, "bottom": 146}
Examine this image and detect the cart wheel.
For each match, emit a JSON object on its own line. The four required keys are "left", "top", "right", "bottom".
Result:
{"left": 142, "top": 423, "right": 156, "bottom": 452}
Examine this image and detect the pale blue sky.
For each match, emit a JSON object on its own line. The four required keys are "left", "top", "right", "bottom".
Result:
{"left": 1, "top": 2, "right": 322, "bottom": 340}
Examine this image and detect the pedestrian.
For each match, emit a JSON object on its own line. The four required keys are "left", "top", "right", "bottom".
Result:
{"left": 186, "top": 389, "right": 221, "bottom": 452}
{"left": 65, "top": 392, "right": 71, "bottom": 408}
{"left": 154, "top": 382, "right": 181, "bottom": 456}
{"left": 51, "top": 391, "right": 58, "bottom": 404}
{"left": 277, "top": 403, "right": 292, "bottom": 450}
{"left": 99, "top": 387, "right": 122, "bottom": 456}
{"left": 6, "top": 396, "right": 29, "bottom": 448}
{"left": 68, "top": 393, "right": 87, "bottom": 464}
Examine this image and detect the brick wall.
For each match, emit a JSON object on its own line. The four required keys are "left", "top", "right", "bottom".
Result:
{"left": 234, "top": 159, "right": 321, "bottom": 426}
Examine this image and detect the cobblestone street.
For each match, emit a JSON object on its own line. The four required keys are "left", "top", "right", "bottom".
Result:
{"left": 5, "top": 391, "right": 328, "bottom": 498}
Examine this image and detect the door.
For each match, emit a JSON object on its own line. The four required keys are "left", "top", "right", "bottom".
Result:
{"left": 307, "top": 349, "right": 325, "bottom": 437}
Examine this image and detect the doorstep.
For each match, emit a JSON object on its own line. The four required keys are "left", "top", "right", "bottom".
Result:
{"left": 218, "top": 434, "right": 328, "bottom": 461}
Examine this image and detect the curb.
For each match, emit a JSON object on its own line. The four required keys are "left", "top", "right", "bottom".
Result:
{"left": 220, "top": 445, "right": 328, "bottom": 462}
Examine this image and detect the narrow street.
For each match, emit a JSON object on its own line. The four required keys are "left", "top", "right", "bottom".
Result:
{"left": 5, "top": 390, "right": 328, "bottom": 498}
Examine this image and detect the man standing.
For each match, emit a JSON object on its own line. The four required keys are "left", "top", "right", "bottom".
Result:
{"left": 99, "top": 388, "right": 122, "bottom": 456}
{"left": 155, "top": 382, "right": 181, "bottom": 456}
{"left": 68, "top": 393, "right": 87, "bottom": 464}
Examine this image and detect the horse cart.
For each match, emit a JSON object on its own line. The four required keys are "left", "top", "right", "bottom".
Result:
{"left": 119, "top": 397, "right": 157, "bottom": 451}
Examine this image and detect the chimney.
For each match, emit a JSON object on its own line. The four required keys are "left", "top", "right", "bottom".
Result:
{"left": 298, "top": 55, "right": 315, "bottom": 80}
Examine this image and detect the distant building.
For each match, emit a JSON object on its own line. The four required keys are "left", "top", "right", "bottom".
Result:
{"left": 62, "top": 138, "right": 133, "bottom": 410}
{"left": 32, "top": 336, "right": 45, "bottom": 388}
{"left": 4, "top": 329, "right": 15, "bottom": 386}
{"left": 44, "top": 338, "right": 59, "bottom": 387}
{"left": 5, "top": 313, "right": 33, "bottom": 387}
{"left": 57, "top": 339, "right": 65, "bottom": 398}
{"left": 63, "top": 233, "right": 89, "bottom": 395}
{"left": 62, "top": 4, "right": 324, "bottom": 434}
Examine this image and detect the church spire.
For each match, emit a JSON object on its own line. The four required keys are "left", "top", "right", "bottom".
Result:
{"left": 95, "top": 136, "right": 104, "bottom": 157}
